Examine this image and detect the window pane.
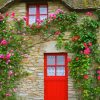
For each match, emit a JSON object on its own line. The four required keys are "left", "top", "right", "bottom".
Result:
{"left": 47, "top": 56, "right": 55, "bottom": 65}
{"left": 57, "top": 56, "right": 65, "bottom": 65}
{"left": 47, "top": 67, "right": 55, "bottom": 76}
{"left": 56, "top": 67, "right": 65, "bottom": 76}
{"left": 29, "top": 16, "right": 36, "bottom": 25}
{"left": 29, "top": 6, "right": 36, "bottom": 14}
{"left": 40, "top": 15, "right": 47, "bottom": 21}
{"left": 40, "top": 5, "right": 47, "bottom": 14}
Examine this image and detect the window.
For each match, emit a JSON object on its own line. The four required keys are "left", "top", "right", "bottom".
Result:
{"left": 27, "top": 4, "right": 48, "bottom": 25}
{"left": 46, "top": 54, "right": 66, "bottom": 76}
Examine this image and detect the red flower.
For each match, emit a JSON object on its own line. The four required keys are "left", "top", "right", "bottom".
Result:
{"left": 97, "top": 76, "right": 100, "bottom": 80}
{"left": 72, "top": 36, "right": 80, "bottom": 42}
{"left": 75, "top": 57, "right": 79, "bottom": 61}
{"left": 11, "top": 12, "right": 15, "bottom": 18}
{"left": 84, "top": 75, "right": 89, "bottom": 79}
{"left": 55, "top": 31, "right": 61, "bottom": 35}
{"left": 83, "top": 43, "right": 88, "bottom": 48}
{"left": 67, "top": 57, "right": 71, "bottom": 62}
{"left": 85, "top": 12, "right": 93, "bottom": 16}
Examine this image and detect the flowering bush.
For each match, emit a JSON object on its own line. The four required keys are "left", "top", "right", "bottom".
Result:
{"left": 58, "top": 12, "right": 100, "bottom": 99}
{"left": 11, "top": 9, "right": 100, "bottom": 100}
{"left": 24, "top": 9, "right": 100, "bottom": 99}
{"left": 0, "top": 9, "right": 100, "bottom": 100}
{"left": 0, "top": 13, "right": 23, "bottom": 99}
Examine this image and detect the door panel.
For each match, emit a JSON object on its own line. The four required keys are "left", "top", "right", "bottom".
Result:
{"left": 44, "top": 53, "right": 68, "bottom": 100}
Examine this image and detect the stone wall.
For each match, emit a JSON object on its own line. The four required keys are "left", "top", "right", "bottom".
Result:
{"left": 16, "top": 34, "right": 77, "bottom": 100}
{"left": 5, "top": 1, "right": 78, "bottom": 100}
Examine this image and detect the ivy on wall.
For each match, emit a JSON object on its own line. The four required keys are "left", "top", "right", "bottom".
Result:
{"left": 0, "top": 8, "right": 100, "bottom": 100}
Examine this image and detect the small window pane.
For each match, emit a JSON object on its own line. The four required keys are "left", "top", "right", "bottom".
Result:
{"left": 40, "top": 15, "right": 47, "bottom": 21}
{"left": 57, "top": 56, "right": 65, "bottom": 65}
{"left": 29, "top": 6, "right": 36, "bottom": 14}
{"left": 56, "top": 67, "right": 65, "bottom": 76}
{"left": 40, "top": 5, "right": 47, "bottom": 14}
{"left": 29, "top": 16, "right": 36, "bottom": 25}
{"left": 47, "top": 67, "right": 55, "bottom": 76}
{"left": 47, "top": 56, "right": 55, "bottom": 65}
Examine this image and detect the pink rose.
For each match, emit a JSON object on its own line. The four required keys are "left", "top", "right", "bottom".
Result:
{"left": 36, "top": 19, "right": 43, "bottom": 24}
{"left": 8, "top": 70, "right": 13, "bottom": 76}
{"left": 55, "top": 9, "right": 64, "bottom": 14}
{"left": 6, "top": 53, "right": 11, "bottom": 60}
{"left": 0, "top": 54, "right": 4, "bottom": 59}
{"left": 5, "top": 93, "right": 11, "bottom": 96}
{"left": 97, "top": 76, "right": 100, "bottom": 80}
{"left": 49, "top": 13, "right": 56, "bottom": 19}
{"left": 97, "top": 70, "right": 100, "bottom": 74}
{"left": 85, "top": 12, "right": 93, "bottom": 16}
{"left": 0, "top": 39, "right": 8, "bottom": 45}
{"left": 23, "top": 16, "right": 27, "bottom": 21}
{"left": 84, "top": 48, "right": 91, "bottom": 55}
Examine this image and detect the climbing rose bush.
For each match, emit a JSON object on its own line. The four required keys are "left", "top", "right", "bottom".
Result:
{"left": 0, "top": 9, "right": 99, "bottom": 100}
{"left": 0, "top": 13, "right": 23, "bottom": 99}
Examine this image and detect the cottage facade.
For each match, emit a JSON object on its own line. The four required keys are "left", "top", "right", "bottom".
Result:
{"left": 0, "top": 0, "right": 100, "bottom": 100}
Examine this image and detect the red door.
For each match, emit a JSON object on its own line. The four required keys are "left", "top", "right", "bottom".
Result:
{"left": 44, "top": 53, "right": 68, "bottom": 100}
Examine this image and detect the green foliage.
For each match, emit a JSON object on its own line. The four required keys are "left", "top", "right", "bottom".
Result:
{"left": 22, "top": 10, "right": 100, "bottom": 99}
{"left": 55, "top": 11, "right": 100, "bottom": 99}
{"left": 95, "top": 9, "right": 100, "bottom": 21}
{"left": 0, "top": 14, "right": 23, "bottom": 99}
{"left": 0, "top": 9, "right": 100, "bottom": 100}
{"left": 14, "top": 18, "right": 24, "bottom": 33}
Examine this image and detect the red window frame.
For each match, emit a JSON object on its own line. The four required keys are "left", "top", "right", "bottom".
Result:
{"left": 44, "top": 53, "right": 68, "bottom": 78}
{"left": 26, "top": 4, "right": 48, "bottom": 25}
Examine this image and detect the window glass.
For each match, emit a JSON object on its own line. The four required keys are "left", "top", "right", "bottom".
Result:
{"left": 29, "top": 6, "right": 36, "bottom": 14}
{"left": 56, "top": 67, "right": 65, "bottom": 76}
{"left": 40, "top": 5, "right": 47, "bottom": 14}
{"left": 47, "top": 67, "right": 55, "bottom": 76}
{"left": 29, "top": 16, "right": 36, "bottom": 25}
{"left": 40, "top": 15, "right": 47, "bottom": 21}
{"left": 57, "top": 56, "right": 65, "bottom": 65}
{"left": 47, "top": 56, "right": 55, "bottom": 65}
